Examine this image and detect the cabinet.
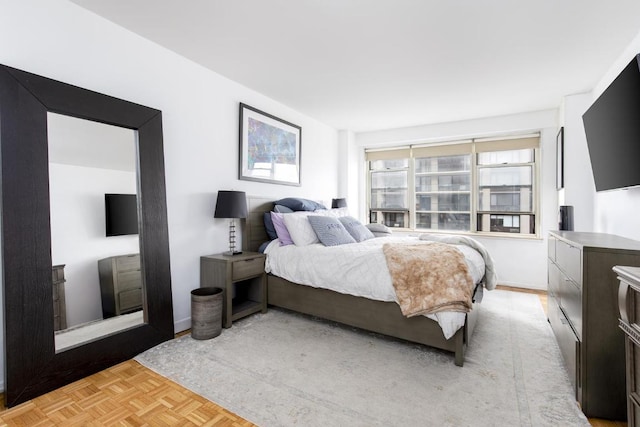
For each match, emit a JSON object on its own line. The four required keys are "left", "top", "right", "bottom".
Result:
{"left": 548, "top": 231, "right": 640, "bottom": 420}
{"left": 52, "top": 264, "right": 67, "bottom": 331}
{"left": 98, "top": 254, "right": 143, "bottom": 318}
{"left": 200, "top": 252, "right": 266, "bottom": 328}
{"left": 615, "top": 265, "right": 640, "bottom": 427}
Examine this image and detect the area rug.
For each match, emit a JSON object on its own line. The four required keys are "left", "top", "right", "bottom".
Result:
{"left": 136, "top": 290, "right": 590, "bottom": 426}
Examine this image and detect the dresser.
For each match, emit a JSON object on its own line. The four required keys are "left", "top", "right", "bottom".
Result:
{"left": 548, "top": 231, "right": 640, "bottom": 420}
{"left": 200, "top": 252, "right": 266, "bottom": 328}
{"left": 52, "top": 264, "right": 67, "bottom": 331}
{"left": 98, "top": 254, "right": 143, "bottom": 318}
{"left": 615, "top": 265, "right": 640, "bottom": 426}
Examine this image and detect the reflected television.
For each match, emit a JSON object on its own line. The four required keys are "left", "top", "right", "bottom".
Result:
{"left": 105, "top": 193, "right": 138, "bottom": 236}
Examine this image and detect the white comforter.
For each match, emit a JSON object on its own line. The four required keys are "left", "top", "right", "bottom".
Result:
{"left": 264, "top": 235, "right": 489, "bottom": 339}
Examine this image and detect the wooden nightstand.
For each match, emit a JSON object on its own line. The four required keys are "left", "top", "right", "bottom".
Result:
{"left": 200, "top": 252, "right": 267, "bottom": 328}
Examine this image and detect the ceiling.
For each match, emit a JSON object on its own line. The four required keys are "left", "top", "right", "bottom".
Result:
{"left": 71, "top": 0, "right": 640, "bottom": 132}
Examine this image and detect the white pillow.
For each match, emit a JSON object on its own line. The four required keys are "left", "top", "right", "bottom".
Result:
{"left": 325, "top": 207, "right": 350, "bottom": 218}
{"left": 283, "top": 211, "right": 320, "bottom": 246}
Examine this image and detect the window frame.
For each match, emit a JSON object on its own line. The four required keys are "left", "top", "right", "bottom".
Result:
{"left": 365, "top": 135, "right": 540, "bottom": 238}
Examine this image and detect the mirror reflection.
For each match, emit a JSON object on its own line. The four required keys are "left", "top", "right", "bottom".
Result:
{"left": 47, "top": 113, "right": 145, "bottom": 352}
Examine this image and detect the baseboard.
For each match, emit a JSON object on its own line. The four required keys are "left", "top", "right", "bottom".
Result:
{"left": 496, "top": 281, "right": 546, "bottom": 291}
{"left": 174, "top": 317, "right": 191, "bottom": 334}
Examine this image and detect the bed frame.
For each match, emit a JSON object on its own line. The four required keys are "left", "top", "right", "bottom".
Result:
{"left": 243, "top": 196, "right": 480, "bottom": 366}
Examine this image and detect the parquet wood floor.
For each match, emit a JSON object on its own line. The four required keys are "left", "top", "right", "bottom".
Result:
{"left": 0, "top": 360, "right": 254, "bottom": 426}
{"left": 0, "top": 288, "right": 622, "bottom": 426}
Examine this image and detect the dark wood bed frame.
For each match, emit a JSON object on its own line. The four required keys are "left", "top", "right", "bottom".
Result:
{"left": 244, "top": 196, "right": 480, "bottom": 366}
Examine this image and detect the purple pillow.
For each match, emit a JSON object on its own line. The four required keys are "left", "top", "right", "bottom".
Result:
{"left": 270, "top": 212, "right": 294, "bottom": 246}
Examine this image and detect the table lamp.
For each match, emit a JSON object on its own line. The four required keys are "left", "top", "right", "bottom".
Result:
{"left": 331, "top": 198, "right": 347, "bottom": 208}
{"left": 214, "top": 190, "right": 248, "bottom": 255}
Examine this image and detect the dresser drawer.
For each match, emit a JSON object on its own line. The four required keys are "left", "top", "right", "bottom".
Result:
{"left": 548, "top": 261, "right": 561, "bottom": 300}
{"left": 232, "top": 256, "right": 265, "bottom": 281}
{"left": 119, "top": 288, "right": 142, "bottom": 312}
{"left": 556, "top": 240, "right": 581, "bottom": 284}
{"left": 116, "top": 254, "right": 140, "bottom": 272}
{"left": 548, "top": 236, "right": 556, "bottom": 262}
{"left": 559, "top": 276, "right": 582, "bottom": 340}
{"left": 118, "top": 270, "right": 142, "bottom": 291}
{"left": 549, "top": 297, "right": 579, "bottom": 394}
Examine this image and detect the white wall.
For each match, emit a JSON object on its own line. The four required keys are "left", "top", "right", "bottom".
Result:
{"left": 49, "top": 163, "right": 139, "bottom": 327}
{"left": 558, "top": 93, "right": 595, "bottom": 232}
{"left": 0, "top": 0, "right": 339, "bottom": 390}
{"left": 353, "top": 109, "right": 559, "bottom": 290}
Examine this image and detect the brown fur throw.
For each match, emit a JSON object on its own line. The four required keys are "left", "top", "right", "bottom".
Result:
{"left": 383, "top": 242, "right": 474, "bottom": 317}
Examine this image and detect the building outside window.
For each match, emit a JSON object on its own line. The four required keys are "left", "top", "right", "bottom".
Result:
{"left": 366, "top": 135, "right": 539, "bottom": 236}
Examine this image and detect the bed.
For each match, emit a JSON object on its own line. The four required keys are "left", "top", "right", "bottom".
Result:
{"left": 243, "top": 196, "right": 493, "bottom": 366}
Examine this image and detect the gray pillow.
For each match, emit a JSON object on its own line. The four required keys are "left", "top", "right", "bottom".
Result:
{"left": 275, "top": 197, "right": 326, "bottom": 211}
{"left": 273, "top": 204, "right": 294, "bottom": 213}
{"left": 307, "top": 215, "right": 356, "bottom": 246}
{"left": 339, "top": 216, "right": 375, "bottom": 242}
{"left": 366, "top": 223, "right": 393, "bottom": 237}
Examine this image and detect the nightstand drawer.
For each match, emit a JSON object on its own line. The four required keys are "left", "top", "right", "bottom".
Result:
{"left": 232, "top": 256, "right": 264, "bottom": 280}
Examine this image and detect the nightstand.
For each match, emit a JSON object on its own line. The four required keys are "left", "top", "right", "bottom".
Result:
{"left": 200, "top": 252, "right": 267, "bottom": 328}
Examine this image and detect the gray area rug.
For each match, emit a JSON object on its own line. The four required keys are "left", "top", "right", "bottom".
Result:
{"left": 136, "top": 290, "right": 590, "bottom": 426}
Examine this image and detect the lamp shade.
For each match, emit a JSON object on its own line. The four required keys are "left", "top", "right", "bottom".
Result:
{"left": 214, "top": 191, "right": 248, "bottom": 219}
{"left": 331, "top": 198, "right": 347, "bottom": 208}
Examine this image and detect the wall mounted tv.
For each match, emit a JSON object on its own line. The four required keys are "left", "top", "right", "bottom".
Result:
{"left": 105, "top": 193, "right": 138, "bottom": 237}
{"left": 583, "top": 54, "right": 640, "bottom": 192}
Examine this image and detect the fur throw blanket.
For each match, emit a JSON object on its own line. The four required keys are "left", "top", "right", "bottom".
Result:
{"left": 383, "top": 242, "right": 474, "bottom": 317}
{"left": 418, "top": 233, "right": 498, "bottom": 290}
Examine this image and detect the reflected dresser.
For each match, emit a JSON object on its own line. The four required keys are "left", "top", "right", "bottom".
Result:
{"left": 52, "top": 264, "right": 66, "bottom": 331}
{"left": 98, "top": 254, "right": 142, "bottom": 318}
{"left": 548, "top": 231, "right": 640, "bottom": 420}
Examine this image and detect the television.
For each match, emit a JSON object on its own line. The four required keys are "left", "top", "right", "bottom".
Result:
{"left": 583, "top": 54, "right": 640, "bottom": 192}
{"left": 105, "top": 193, "right": 138, "bottom": 236}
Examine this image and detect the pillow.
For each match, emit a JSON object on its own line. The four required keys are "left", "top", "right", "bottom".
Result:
{"left": 270, "top": 212, "right": 294, "bottom": 246}
{"left": 275, "top": 197, "right": 326, "bottom": 211}
{"left": 263, "top": 212, "right": 277, "bottom": 240}
{"left": 339, "top": 216, "right": 375, "bottom": 242}
{"left": 366, "top": 223, "right": 393, "bottom": 237}
{"left": 273, "top": 204, "right": 294, "bottom": 213}
{"left": 307, "top": 215, "right": 356, "bottom": 246}
{"left": 325, "top": 207, "right": 349, "bottom": 218}
{"left": 282, "top": 211, "right": 320, "bottom": 246}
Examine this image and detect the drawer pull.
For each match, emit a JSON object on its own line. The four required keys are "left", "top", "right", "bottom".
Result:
{"left": 618, "top": 278, "right": 630, "bottom": 322}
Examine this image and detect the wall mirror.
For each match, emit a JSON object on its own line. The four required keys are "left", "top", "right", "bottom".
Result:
{"left": 48, "top": 113, "right": 144, "bottom": 352}
{"left": 0, "top": 64, "right": 174, "bottom": 407}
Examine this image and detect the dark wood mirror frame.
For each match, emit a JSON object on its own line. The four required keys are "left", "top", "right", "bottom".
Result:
{"left": 0, "top": 64, "right": 174, "bottom": 407}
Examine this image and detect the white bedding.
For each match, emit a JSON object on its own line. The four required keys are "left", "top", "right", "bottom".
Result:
{"left": 264, "top": 235, "right": 488, "bottom": 339}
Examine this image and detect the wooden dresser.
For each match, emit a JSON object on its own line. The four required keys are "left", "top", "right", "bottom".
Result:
{"left": 548, "top": 231, "right": 640, "bottom": 420}
{"left": 98, "top": 254, "right": 143, "bottom": 318}
{"left": 615, "top": 265, "right": 640, "bottom": 426}
{"left": 52, "top": 264, "right": 67, "bottom": 331}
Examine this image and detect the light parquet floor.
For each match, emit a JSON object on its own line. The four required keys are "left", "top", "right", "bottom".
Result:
{"left": 0, "top": 288, "right": 624, "bottom": 426}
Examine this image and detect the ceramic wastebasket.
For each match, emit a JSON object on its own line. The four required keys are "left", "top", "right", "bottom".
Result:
{"left": 191, "top": 287, "right": 223, "bottom": 339}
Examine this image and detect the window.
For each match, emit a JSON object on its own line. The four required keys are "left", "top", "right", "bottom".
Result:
{"left": 366, "top": 135, "right": 539, "bottom": 236}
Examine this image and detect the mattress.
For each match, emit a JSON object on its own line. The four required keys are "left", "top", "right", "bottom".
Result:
{"left": 264, "top": 235, "right": 487, "bottom": 338}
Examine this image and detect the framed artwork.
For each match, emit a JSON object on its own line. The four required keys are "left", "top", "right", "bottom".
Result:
{"left": 239, "top": 103, "right": 301, "bottom": 186}
{"left": 556, "top": 127, "right": 564, "bottom": 190}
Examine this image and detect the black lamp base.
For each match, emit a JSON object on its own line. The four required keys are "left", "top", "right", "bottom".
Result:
{"left": 223, "top": 250, "right": 243, "bottom": 256}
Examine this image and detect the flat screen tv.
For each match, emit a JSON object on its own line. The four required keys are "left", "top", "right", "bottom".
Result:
{"left": 105, "top": 193, "right": 138, "bottom": 236}
{"left": 583, "top": 54, "right": 640, "bottom": 192}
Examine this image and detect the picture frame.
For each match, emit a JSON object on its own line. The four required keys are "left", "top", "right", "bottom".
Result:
{"left": 239, "top": 103, "right": 302, "bottom": 186}
{"left": 556, "top": 127, "right": 564, "bottom": 190}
